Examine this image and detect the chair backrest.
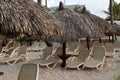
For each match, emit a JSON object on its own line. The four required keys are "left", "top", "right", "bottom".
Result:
{"left": 67, "top": 41, "right": 78, "bottom": 52}
{"left": 17, "top": 64, "right": 39, "bottom": 80}
{"left": 79, "top": 43, "right": 87, "bottom": 50}
{"left": 53, "top": 47, "right": 62, "bottom": 56}
{"left": 18, "top": 46, "right": 27, "bottom": 55}
{"left": 93, "top": 42, "right": 103, "bottom": 47}
{"left": 6, "top": 48, "right": 14, "bottom": 56}
{"left": 5, "top": 41, "right": 14, "bottom": 49}
{"left": 77, "top": 50, "right": 90, "bottom": 61}
{"left": 92, "top": 46, "right": 105, "bottom": 60}
{"left": 104, "top": 43, "right": 114, "bottom": 53}
{"left": 39, "top": 42, "right": 47, "bottom": 47}
{"left": 42, "top": 47, "right": 53, "bottom": 59}
{"left": 13, "top": 41, "right": 20, "bottom": 48}
{"left": 9, "top": 46, "right": 27, "bottom": 57}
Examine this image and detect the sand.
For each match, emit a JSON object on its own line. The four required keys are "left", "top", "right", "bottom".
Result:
{"left": 0, "top": 50, "right": 120, "bottom": 80}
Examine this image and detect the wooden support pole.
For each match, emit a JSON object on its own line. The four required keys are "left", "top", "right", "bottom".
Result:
{"left": 99, "top": 37, "right": 102, "bottom": 43}
{"left": 60, "top": 41, "right": 67, "bottom": 68}
{"left": 109, "top": 35, "right": 111, "bottom": 42}
{"left": 112, "top": 34, "right": 115, "bottom": 43}
{"left": 86, "top": 37, "right": 90, "bottom": 50}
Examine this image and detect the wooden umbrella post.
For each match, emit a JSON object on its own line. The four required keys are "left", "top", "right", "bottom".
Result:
{"left": 86, "top": 37, "right": 90, "bottom": 50}
{"left": 112, "top": 34, "right": 115, "bottom": 43}
{"left": 99, "top": 37, "right": 102, "bottom": 43}
{"left": 60, "top": 41, "right": 67, "bottom": 67}
{"left": 109, "top": 35, "right": 111, "bottom": 42}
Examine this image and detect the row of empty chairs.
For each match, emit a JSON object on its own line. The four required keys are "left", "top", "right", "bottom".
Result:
{"left": 0, "top": 40, "right": 28, "bottom": 65}
{"left": 65, "top": 46, "right": 106, "bottom": 70}
{"left": 15, "top": 40, "right": 120, "bottom": 80}
{"left": 0, "top": 40, "right": 119, "bottom": 69}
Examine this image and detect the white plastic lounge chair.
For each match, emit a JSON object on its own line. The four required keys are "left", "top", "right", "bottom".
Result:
{"left": 1, "top": 41, "right": 20, "bottom": 53}
{"left": 17, "top": 64, "right": 39, "bottom": 80}
{"left": 1, "top": 41, "right": 14, "bottom": 52}
{"left": 91, "top": 41, "right": 103, "bottom": 50}
{"left": 0, "top": 46, "right": 27, "bottom": 65}
{"left": 39, "top": 47, "right": 62, "bottom": 69}
{"left": 39, "top": 47, "right": 53, "bottom": 59}
{"left": 82, "top": 46, "right": 106, "bottom": 70}
{"left": 28, "top": 41, "right": 47, "bottom": 52}
{"left": 0, "top": 42, "right": 19, "bottom": 57}
{"left": 29, "top": 47, "right": 53, "bottom": 65}
{"left": 66, "top": 41, "right": 80, "bottom": 55}
{"left": 79, "top": 42, "right": 87, "bottom": 50}
{"left": 1, "top": 48, "right": 14, "bottom": 57}
{"left": 92, "top": 41, "right": 103, "bottom": 47}
{"left": 65, "top": 50, "right": 90, "bottom": 70}
{"left": 104, "top": 43, "right": 115, "bottom": 57}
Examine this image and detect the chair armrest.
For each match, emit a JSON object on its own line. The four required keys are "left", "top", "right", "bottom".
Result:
{"left": 46, "top": 55, "right": 54, "bottom": 60}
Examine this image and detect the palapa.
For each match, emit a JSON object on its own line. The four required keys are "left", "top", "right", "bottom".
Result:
{"left": 53, "top": 2, "right": 105, "bottom": 67}
{"left": 82, "top": 7, "right": 112, "bottom": 33}
{"left": 106, "top": 23, "right": 120, "bottom": 36}
{"left": 0, "top": 0, "right": 63, "bottom": 38}
{"left": 54, "top": 9, "right": 104, "bottom": 41}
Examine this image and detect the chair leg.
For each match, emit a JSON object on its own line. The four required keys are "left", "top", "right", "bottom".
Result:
{"left": 82, "top": 65, "right": 85, "bottom": 69}
{"left": 47, "top": 63, "right": 57, "bottom": 69}
{"left": 96, "top": 65, "right": 101, "bottom": 71}
{"left": 77, "top": 66, "right": 81, "bottom": 70}
{"left": 96, "top": 63, "right": 103, "bottom": 71}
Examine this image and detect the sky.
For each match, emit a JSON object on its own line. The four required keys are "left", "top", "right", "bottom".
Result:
{"left": 34, "top": 0, "right": 120, "bottom": 19}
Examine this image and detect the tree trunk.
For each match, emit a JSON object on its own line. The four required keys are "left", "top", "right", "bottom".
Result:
{"left": 45, "top": 0, "right": 47, "bottom": 8}
{"left": 110, "top": 0, "right": 113, "bottom": 25}
{"left": 37, "top": 0, "right": 42, "bottom": 5}
{"left": 64, "top": 0, "right": 65, "bottom": 5}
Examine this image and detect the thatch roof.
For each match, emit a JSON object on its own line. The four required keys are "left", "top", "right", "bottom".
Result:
{"left": 82, "top": 7, "right": 112, "bottom": 33}
{"left": 0, "top": 0, "right": 63, "bottom": 38}
{"left": 54, "top": 9, "right": 104, "bottom": 41}
{"left": 106, "top": 23, "right": 120, "bottom": 36}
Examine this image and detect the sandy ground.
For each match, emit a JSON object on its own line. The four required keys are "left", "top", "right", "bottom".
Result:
{"left": 0, "top": 42, "right": 120, "bottom": 80}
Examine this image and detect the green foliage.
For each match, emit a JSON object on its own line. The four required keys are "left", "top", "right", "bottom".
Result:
{"left": 74, "top": 6, "right": 83, "bottom": 13}
{"left": 54, "top": 8, "right": 59, "bottom": 12}
{"left": 104, "top": 1, "right": 120, "bottom": 20}
{"left": 74, "top": 6, "right": 90, "bottom": 14}
{"left": 114, "top": 75, "right": 120, "bottom": 80}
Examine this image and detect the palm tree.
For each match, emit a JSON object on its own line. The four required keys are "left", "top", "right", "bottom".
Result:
{"left": 37, "top": 0, "right": 42, "bottom": 5}
{"left": 45, "top": 0, "right": 47, "bottom": 8}
{"left": 109, "top": 0, "right": 113, "bottom": 24}
{"left": 64, "top": 0, "right": 65, "bottom": 5}
{"left": 103, "top": 0, "right": 120, "bottom": 20}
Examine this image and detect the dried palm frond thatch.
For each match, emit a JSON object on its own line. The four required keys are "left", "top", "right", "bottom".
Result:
{"left": 82, "top": 7, "right": 112, "bottom": 33}
{"left": 54, "top": 9, "right": 104, "bottom": 41}
{"left": 0, "top": 0, "right": 63, "bottom": 38}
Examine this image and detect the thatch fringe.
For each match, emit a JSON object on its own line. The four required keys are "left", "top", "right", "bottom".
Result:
{"left": 106, "top": 23, "right": 120, "bottom": 36}
{"left": 54, "top": 9, "right": 104, "bottom": 41}
{"left": 0, "top": 0, "right": 63, "bottom": 38}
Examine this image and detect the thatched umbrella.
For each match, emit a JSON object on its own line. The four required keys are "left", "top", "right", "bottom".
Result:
{"left": 82, "top": 7, "right": 112, "bottom": 33}
{"left": 0, "top": 0, "right": 63, "bottom": 39}
{"left": 111, "top": 23, "right": 120, "bottom": 36}
{"left": 55, "top": 9, "right": 105, "bottom": 41}
{"left": 106, "top": 23, "right": 120, "bottom": 41}
{"left": 53, "top": 2, "right": 105, "bottom": 67}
